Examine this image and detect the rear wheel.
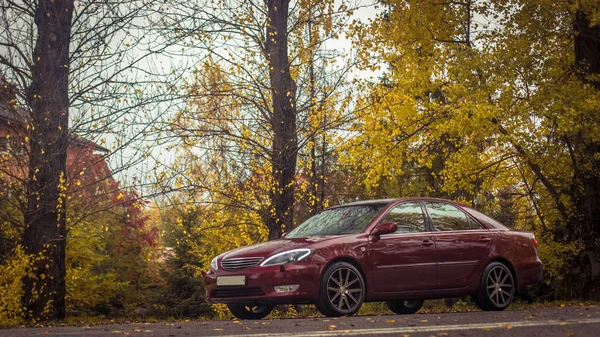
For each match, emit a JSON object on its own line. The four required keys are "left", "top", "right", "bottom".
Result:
{"left": 227, "top": 304, "right": 273, "bottom": 320}
{"left": 316, "top": 262, "right": 365, "bottom": 317}
{"left": 473, "top": 262, "right": 515, "bottom": 311}
{"left": 386, "top": 299, "right": 424, "bottom": 314}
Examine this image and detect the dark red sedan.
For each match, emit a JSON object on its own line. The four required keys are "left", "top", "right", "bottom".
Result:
{"left": 203, "top": 198, "right": 542, "bottom": 319}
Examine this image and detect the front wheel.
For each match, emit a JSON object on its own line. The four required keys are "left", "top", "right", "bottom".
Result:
{"left": 386, "top": 299, "right": 424, "bottom": 314}
{"left": 227, "top": 304, "right": 273, "bottom": 320}
{"left": 316, "top": 262, "right": 365, "bottom": 317}
{"left": 473, "top": 261, "right": 515, "bottom": 311}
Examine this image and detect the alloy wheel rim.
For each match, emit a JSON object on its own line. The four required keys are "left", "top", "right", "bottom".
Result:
{"left": 326, "top": 267, "right": 363, "bottom": 313}
{"left": 486, "top": 265, "right": 514, "bottom": 307}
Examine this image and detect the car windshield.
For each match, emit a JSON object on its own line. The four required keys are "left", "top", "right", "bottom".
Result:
{"left": 286, "top": 204, "right": 388, "bottom": 238}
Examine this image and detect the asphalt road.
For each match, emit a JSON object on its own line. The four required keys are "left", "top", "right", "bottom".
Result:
{"left": 2, "top": 305, "right": 599, "bottom": 337}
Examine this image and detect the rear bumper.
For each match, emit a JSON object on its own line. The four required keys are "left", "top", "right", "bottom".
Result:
{"left": 204, "top": 263, "right": 320, "bottom": 305}
{"left": 516, "top": 257, "right": 543, "bottom": 289}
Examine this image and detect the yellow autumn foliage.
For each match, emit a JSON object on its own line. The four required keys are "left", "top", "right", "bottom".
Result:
{"left": 343, "top": 0, "right": 600, "bottom": 289}
{"left": 0, "top": 246, "right": 32, "bottom": 327}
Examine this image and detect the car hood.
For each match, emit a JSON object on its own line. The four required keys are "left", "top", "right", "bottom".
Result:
{"left": 221, "top": 236, "right": 337, "bottom": 260}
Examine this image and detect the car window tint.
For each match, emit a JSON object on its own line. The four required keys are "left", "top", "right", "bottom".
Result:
{"left": 468, "top": 216, "right": 484, "bottom": 229}
{"left": 426, "top": 202, "right": 470, "bottom": 231}
{"left": 463, "top": 207, "right": 509, "bottom": 229}
{"left": 381, "top": 202, "right": 426, "bottom": 233}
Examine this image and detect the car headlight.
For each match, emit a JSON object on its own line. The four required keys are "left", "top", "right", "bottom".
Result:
{"left": 260, "top": 248, "right": 311, "bottom": 267}
{"left": 210, "top": 257, "right": 218, "bottom": 271}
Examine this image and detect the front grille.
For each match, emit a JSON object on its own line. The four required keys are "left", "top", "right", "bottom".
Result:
{"left": 212, "top": 287, "right": 265, "bottom": 298}
{"left": 221, "top": 257, "right": 263, "bottom": 271}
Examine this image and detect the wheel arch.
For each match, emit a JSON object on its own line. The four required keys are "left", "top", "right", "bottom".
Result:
{"left": 488, "top": 257, "right": 518, "bottom": 289}
{"left": 320, "top": 256, "right": 368, "bottom": 294}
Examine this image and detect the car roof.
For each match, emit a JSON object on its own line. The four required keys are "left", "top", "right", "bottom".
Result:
{"left": 333, "top": 199, "right": 397, "bottom": 207}
{"left": 332, "top": 197, "right": 468, "bottom": 207}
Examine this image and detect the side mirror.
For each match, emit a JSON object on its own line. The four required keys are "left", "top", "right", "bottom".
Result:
{"left": 371, "top": 222, "right": 397, "bottom": 236}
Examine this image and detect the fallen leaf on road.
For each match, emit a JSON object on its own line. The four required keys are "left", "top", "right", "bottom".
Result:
{"left": 386, "top": 319, "right": 395, "bottom": 323}
{"left": 325, "top": 325, "right": 337, "bottom": 331}
{"left": 496, "top": 323, "right": 512, "bottom": 330}
{"left": 213, "top": 328, "right": 223, "bottom": 331}
{"left": 343, "top": 330, "right": 353, "bottom": 333}
{"left": 482, "top": 328, "right": 491, "bottom": 331}
{"left": 420, "top": 320, "right": 429, "bottom": 323}
{"left": 560, "top": 322, "right": 568, "bottom": 326}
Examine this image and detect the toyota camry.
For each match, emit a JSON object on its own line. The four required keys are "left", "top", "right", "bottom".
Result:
{"left": 203, "top": 198, "right": 543, "bottom": 319}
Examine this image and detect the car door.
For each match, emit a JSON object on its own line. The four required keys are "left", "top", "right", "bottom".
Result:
{"left": 425, "top": 201, "right": 493, "bottom": 289}
{"left": 368, "top": 201, "right": 438, "bottom": 293}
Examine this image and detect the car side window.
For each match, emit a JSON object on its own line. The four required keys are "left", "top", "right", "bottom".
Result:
{"left": 380, "top": 202, "right": 426, "bottom": 233}
{"left": 426, "top": 202, "right": 470, "bottom": 231}
{"left": 468, "top": 216, "right": 484, "bottom": 229}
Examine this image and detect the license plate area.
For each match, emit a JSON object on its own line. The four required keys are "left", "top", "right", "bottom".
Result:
{"left": 217, "top": 275, "right": 246, "bottom": 286}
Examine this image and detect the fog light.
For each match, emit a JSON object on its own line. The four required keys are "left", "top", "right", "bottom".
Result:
{"left": 274, "top": 284, "right": 299, "bottom": 293}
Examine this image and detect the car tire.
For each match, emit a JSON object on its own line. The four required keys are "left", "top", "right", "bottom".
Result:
{"left": 386, "top": 299, "right": 424, "bottom": 314}
{"left": 473, "top": 261, "right": 515, "bottom": 311}
{"left": 227, "top": 304, "right": 273, "bottom": 320}
{"left": 316, "top": 262, "right": 365, "bottom": 317}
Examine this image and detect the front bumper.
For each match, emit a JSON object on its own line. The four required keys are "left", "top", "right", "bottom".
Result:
{"left": 204, "top": 262, "right": 320, "bottom": 305}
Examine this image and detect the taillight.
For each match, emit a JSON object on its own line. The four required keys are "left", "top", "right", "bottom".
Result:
{"left": 531, "top": 235, "right": 538, "bottom": 249}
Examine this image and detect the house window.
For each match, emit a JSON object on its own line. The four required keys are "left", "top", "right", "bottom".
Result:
{"left": 0, "top": 138, "right": 24, "bottom": 155}
{"left": 0, "top": 138, "right": 9, "bottom": 153}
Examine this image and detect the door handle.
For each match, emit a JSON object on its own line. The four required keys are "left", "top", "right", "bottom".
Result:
{"left": 479, "top": 236, "right": 491, "bottom": 242}
{"left": 421, "top": 240, "right": 434, "bottom": 247}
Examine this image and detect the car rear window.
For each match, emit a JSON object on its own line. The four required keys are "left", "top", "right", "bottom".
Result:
{"left": 463, "top": 207, "right": 509, "bottom": 230}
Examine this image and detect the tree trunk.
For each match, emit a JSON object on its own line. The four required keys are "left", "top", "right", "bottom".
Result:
{"left": 265, "top": 0, "right": 298, "bottom": 240}
{"left": 22, "top": 0, "right": 74, "bottom": 320}
{"left": 572, "top": 7, "right": 600, "bottom": 252}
